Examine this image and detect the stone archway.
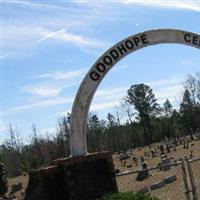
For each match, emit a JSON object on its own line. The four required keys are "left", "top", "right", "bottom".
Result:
{"left": 70, "top": 29, "right": 200, "bottom": 156}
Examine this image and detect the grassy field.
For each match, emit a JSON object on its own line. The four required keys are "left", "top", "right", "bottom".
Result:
{"left": 6, "top": 139, "right": 200, "bottom": 200}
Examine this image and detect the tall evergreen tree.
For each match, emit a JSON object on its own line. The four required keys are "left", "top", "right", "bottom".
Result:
{"left": 125, "top": 84, "right": 159, "bottom": 145}
{"left": 163, "top": 99, "right": 173, "bottom": 117}
{"left": 107, "top": 113, "right": 117, "bottom": 151}
{"left": 180, "top": 89, "right": 195, "bottom": 138}
{"left": 88, "top": 114, "right": 102, "bottom": 152}
{"left": 162, "top": 99, "right": 174, "bottom": 138}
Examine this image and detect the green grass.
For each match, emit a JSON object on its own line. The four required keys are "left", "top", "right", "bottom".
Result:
{"left": 100, "top": 192, "right": 160, "bottom": 200}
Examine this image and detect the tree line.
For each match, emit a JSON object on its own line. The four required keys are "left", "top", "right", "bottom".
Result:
{"left": 87, "top": 73, "right": 200, "bottom": 151}
{"left": 0, "top": 73, "right": 200, "bottom": 177}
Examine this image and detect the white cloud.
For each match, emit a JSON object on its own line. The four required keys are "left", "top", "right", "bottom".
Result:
{"left": 180, "top": 59, "right": 198, "bottom": 66}
{"left": 0, "top": 51, "right": 14, "bottom": 60}
{"left": 147, "top": 75, "right": 184, "bottom": 104}
{"left": 56, "top": 110, "right": 71, "bottom": 116}
{"left": 6, "top": 0, "right": 88, "bottom": 12}
{"left": 73, "top": 0, "right": 200, "bottom": 12}
{"left": 0, "top": 125, "right": 8, "bottom": 133}
{"left": 121, "top": 0, "right": 200, "bottom": 12}
{"left": 3, "top": 25, "right": 107, "bottom": 55}
{"left": 147, "top": 74, "right": 184, "bottom": 87}
{"left": 21, "top": 85, "right": 63, "bottom": 97}
{"left": 3, "top": 26, "right": 41, "bottom": 49}
{"left": 39, "top": 127, "right": 56, "bottom": 135}
{"left": 112, "top": 65, "right": 131, "bottom": 72}
{"left": 57, "top": 87, "right": 127, "bottom": 114}
{"left": 6, "top": 97, "right": 74, "bottom": 114}
{"left": 6, "top": 0, "right": 69, "bottom": 10}
{"left": 6, "top": 74, "right": 185, "bottom": 116}
{"left": 92, "top": 74, "right": 185, "bottom": 112}
{"left": 95, "top": 87, "right": 127, "bottom": 97}
{"left": 155, "top": 84, "right": 183, "bottom": 103}
{"left": 37, "top": 29, "right": 65, "bottom": 43}
{"left": 21, "top": 82, "right": 79, "bottom": 97}
{"left": 38, "top": 28, "right": 106, "bottom": 48}
{"left": 90, "top": 100, "right": 120, "bottom": 111}
{"left": 92, "top": 82, "right": 183, "bottom": 112}
{"left": 36, "top": 68, "right": 87, "bottom": 80}
{"left": 20, "top": 68, "right": 88, "bottom": 97}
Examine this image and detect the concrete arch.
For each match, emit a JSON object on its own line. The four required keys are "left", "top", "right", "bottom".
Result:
{"left": 70, "top": 29, "right": 200, "bottom": 156}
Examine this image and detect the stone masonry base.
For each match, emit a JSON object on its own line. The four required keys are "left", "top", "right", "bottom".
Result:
{"left": 24, "top": 151, "right": 118, "bottom": 200}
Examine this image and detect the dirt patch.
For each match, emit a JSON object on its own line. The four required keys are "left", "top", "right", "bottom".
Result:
{"left": 114, "top": 140, "right": 200, "bottom": 199}
{"left": 6, "top": 174, "right": 29, "bottom": 200}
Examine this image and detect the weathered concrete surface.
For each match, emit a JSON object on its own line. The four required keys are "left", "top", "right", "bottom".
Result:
{"left": 24, "top": 152, "right": 118, "bottom": 200}
{"left": 70, "top": 29, "right": 200, "bottom": 156}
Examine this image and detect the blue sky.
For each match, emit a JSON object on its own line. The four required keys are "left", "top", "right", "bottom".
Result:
{"left": 1, "top": 0, "right": 200, "bottom": 143}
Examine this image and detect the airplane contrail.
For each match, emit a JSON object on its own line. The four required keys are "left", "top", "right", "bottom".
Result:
{"left": 37, "top": 29, "right": 65, "bottom": 43}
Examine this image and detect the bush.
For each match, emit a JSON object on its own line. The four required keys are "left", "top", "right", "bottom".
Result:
{"left": 100, "top": 192, "right": 159, "bottom": 200}
{"left": 0, "top": 162, "right": 8, "bottom": 197}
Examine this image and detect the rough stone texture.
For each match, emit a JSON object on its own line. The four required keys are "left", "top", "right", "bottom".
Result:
{"left": 24, "top": 151, "right": 118, "bottom": 200}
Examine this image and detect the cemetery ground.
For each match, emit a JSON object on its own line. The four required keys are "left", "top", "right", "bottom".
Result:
{"left": 5, "top": 138, "right": 200, "bottom": 200}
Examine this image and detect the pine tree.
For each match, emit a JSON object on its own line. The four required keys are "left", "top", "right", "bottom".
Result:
{"left": 163, "top": 99, "right": 173, "bottom": 118}
{"left": 125, "top": 84, "right": 159, "bottom": 145}
{"left": 107, "top": 113, "right": 117, "bottom": 151}
{"left": 88, "top": 114, "right": 102, "bottom": 152}
{"left": 162, "top": 99, "right": 174, "bottom": 138}
{"left": 180, "top": 89, "right": 195, "bottom": 138}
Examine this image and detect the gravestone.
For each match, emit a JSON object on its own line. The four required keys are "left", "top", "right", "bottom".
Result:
{"left": 136, "top": 160, "right": 149, "bottom": 181}
{"left": 164, "top": 175, "right": 177, "bottom": 184}
{"left": 161, "top": 157, "right": 171, "bottom": 171}
{"left": 150, "top": 180, "right": 165, "bottom": 190}
{"left": 136, "top": 170, "right": 149, "bottom": 181}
